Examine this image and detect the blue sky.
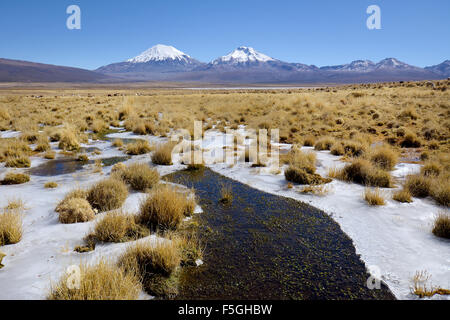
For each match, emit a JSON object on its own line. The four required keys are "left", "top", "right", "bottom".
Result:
{"left": 0, "top": 0, "right": 448, "bottom": 70}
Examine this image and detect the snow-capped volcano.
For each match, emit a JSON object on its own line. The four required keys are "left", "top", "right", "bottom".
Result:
{"left": 212, "top": 46, "right": 275, "bottom": 65}
{"left": 375, "top": 58, "right": 416, "bottom": 70}
{"left": 96, "top": 44, "right": 203, "bottom": 78}
{"left": 127, "top": 44, "right": 193, "bottom": 64}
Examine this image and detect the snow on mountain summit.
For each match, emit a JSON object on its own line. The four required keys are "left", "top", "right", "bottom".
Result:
{"left": 212, "top": 46, "right": 275, "bottom": 65}
{"left": 127, "top": 44, "right": 192, "bottom": 63}
{"left": 375, "top": 58, "right": 413, "bottom": 69}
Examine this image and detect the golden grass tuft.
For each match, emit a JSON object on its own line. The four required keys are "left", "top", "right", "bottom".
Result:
{"left": 432, "top": 212, "right": 450, "bottom": 239}
{"left": 336, "top": 159, "right": 392, "bottom": 188}
{"left": 91, "top": 211, "right": 149, "bottom": 243}
{"left": 421, "top": 161, "right": 442, "bottom": 177}
{"left": 1, "top": 172, "right": 30, "bottom": 185}
{"left": 369, "top": 145, "right": 398, "bottom": 171}
{"left": 118, "top": 240, "right": 181, "bottom": 278}
{"left": 86, "top": 178, "right": 128, "bottom": 212}
{"left": 430, "top": 180, "right": 450, "bottom": 207}
{"left": 404, "top": 174, "right": 431, "bottom": 198}
{"left": 44, "top": 150, "right": 56, "bottom": 159}
{"left": 412, "top": 270, "right": 450, "bottom": 298}
{"left": 117, "top": 240, "right": 181, "bottom": 297}
{"left": 126, "top": 139, "right": 152, "bottom": 155}
{"left": 314, "top": 137, "right": 335, "bottom": 151}
{"left": 56, "top": 198, "right": 95, "bottom": 224}
{"left": 392, "top": 189, "right": 413, "bottom": 203}
{"left": 152, "top": 142, "right": 174, "bottom": 166}
{"left": 112, "top": 162, "right": 160, "bottom": 191}
{"left": 112, "top": 139, "right": 124, "bottom": 148}
{"left": 4, "top": 198, "right": 25, "bottom": 211}
{"left": 219, "top": 184, "right": 233, "bottom": 204}
{"left": 284, "top": 147, "right": 331, "bottom": 185}
{"left": 5, "top": 155, "right": 31, "bottom": 168}
{"left": 48, "top": 260, "right": 141, "bottom": 300}
{"left": 58, "top": 126, "right": 80, "bottom": 151}
{"left": 137, "top": 185, "right": 192, "bottom": 230}
{"left": 0, "top": 209, "right": 23, "bottom": 246}
{"left": 44, "top": 181, "right": 58, "bottom": 189}
{"left": 364, "top": 188, "right": 386, "bottom": 206}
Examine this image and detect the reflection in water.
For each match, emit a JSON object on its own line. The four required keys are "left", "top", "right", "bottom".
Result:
{"left": 29, "top": 156, "right": 130, "bottom": 176}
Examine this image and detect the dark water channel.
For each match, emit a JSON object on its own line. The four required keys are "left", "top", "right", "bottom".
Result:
{"left": 167, "top": 168, "right": 395, "bottom": 300}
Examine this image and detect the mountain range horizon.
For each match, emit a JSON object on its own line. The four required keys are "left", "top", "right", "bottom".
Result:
{"left": 1, "top": 44, "right": 449, "bottom": 84}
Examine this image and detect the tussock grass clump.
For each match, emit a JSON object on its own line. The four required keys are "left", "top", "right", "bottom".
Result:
{"left": 400, "top": 131, "right": 421, "bottom": 148}
{"left": 112, "top": 162, "right": 159, "bottom": 191}
{"left": 34, "top": 136, "right": 50, "bottom": 152}
{"left": 186, "top": 163, "right": 205, "bottom": 171}
{"left": 87, "top": 178, "right": 128, "bottom": 212}
{"left": 285, "top": 166, "right": 331, "bottom": 185}
{"left": 336, "top": 159, "right": 392, "bottom": 188}
{"left": 58, "top": 127, "right": 80, "bottom": 151}
{"left": 404, "top": 174, "right": 431, "bottom": 198}
{"left": 219, "top": 184, "right": 233, "bottom": 204}
{"left": 421, "top": 161, "right": 442, "bottom": 177}
{"left": 1, "top": 172, "right": 30, "bottom": 185}
{"left": 77, "top": 154, "right": 89, "bottom": 162}
{"left": 286, "top": 148, "right": 316, "bottom": 174}
{"left": 430, "top": 181, "right": 450, "bottom": 207}
{"left": 284, "top": 148, "right": 331, "bottom": 185}
{"left": 112, "top": 139, "right": 124, "bottom": 148}
{"left": 44, "top": 150, "right": 56, "bottom": 159}
{"left": 330, "top": 142, "right": 345, "bottom": 156}
{"left": 167, "top": 232, "right": 204, "bottom": 267}
{"left": 5, "top": 155, "right": 31, "bottom": 168}
{"left": 432, "top": 212, "right": 450, "bottom": 239}
{"left": 56, "top": 198, "right": 95, "bottom": 224}
{"left": 392, "top": 189, "right": 413, "bottom": 203}
{"left": 118, "top": 240, "right": 181, "bottom": 278}
{"left": 137, "top": 185, "right": 192, "bottom": 230}
{"left": 57, "top": 188, "right": 87, "bottom": 205}
{"left": 44, "top": 181, "right": 58, "bottom": 189}
{"left": 4, "top": 198, "right": 25, "bottom": 211}
{"left": 126, "top": 139, "right": 152, "bottom": 155}
{"left": 152, "top": 143, "right": 174, "bottom": 166}
{"left": 369, "top": 145, "right": 398, "bottom": 171}
{"left": 92, "top": 211, "right": 149, "bottom": 243}
{"left": 302, "top": 136, "right": 316, "bottom": 147}
{"left": 331, "top": 140, "right": 367, "bottom": 157}
{"left": 364, "top": 188, "right": 386, "bottom": 206}
{"left": 48, "top": 260, "right": 141, "bottom": 300}
{"left": 0, "top": 210, "right": 23, "bottom": 246}
{"left": 118, "top": 240, "right": 181, "bottom": 298}
{"left": 314, "top": 137, "right": 335, "bottom": 151}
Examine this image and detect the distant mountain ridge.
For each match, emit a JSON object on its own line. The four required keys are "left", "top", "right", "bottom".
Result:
{"left": 0, "top": 58, "right": 111, "bottom": 83}
{"left": 425, "top": 60, "right": 450, "bottom": 77}
{"left": 96, "top": 45, "right": 446, "bottom": 83}
{"left": 0, "top": 45, "right": 447, "bottom": 83}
